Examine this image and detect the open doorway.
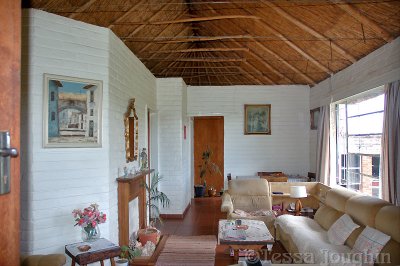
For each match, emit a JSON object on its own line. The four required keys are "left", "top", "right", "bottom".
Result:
{"left": 193, "top": 116, "right": 224, "bottom": 193}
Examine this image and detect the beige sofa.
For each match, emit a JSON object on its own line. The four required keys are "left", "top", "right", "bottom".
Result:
{"left": 275, "top": 187, "right": 400, "bottom": 265}
{"left": 221, "top": 179, "right": 276, "bottom": 233}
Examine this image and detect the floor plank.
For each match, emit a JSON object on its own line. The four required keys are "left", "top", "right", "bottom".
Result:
{"left": 158, "top": 197, "right": 288, "bottom": 266}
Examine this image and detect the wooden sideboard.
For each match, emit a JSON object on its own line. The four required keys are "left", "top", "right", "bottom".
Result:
{"left": 116, "top": 169, "right": 154, "bottom": 246}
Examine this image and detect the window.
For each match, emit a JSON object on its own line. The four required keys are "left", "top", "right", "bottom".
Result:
{"left": 90, "top": 91, "right": 94, "bottom": 102}
{"left": 335, "top": 91, "right": 384, "bottom": 198}
{"left": 90, "top": 109, "right": 94, "bottom": 116}
{"left": 51, "top": 112, "right": 55, "bottom": 121}
{"left": 51, "top": 91, "right": 55, "bottom": 101}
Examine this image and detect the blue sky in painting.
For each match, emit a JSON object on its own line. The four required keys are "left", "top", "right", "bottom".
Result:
{"left": 59, "top": 80, "right": 88, "bottom": 94}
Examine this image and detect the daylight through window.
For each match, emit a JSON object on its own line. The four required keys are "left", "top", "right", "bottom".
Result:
{"left": 335, "top": 89, "right": 384, "bottom": 198}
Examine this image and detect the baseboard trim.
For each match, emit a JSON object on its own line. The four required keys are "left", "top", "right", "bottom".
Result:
{"left": 160, "top": 202, "right": 190, "bottom": 219}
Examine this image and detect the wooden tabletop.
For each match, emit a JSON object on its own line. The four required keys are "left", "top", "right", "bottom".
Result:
{"left": 65, "top": 238, "right": 121, "bottom": 265}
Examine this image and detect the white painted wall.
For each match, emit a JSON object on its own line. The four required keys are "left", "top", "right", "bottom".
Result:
{"left": 309, "top": 37, "right": 400, "bottom": 173}
{"left": 156, "top": 78, "right": 191, "bottom": 214}
{"left": 21, "top": 9, "right": 110, "bottom": 255}
{"left": 187, "top": 85, "right": 310, "bottom": 183}
{"left": 107, "top": 32, "right": 157, "bottom": 244}
{"left": 21, "top": 9, "right": 157, "bottom": 259}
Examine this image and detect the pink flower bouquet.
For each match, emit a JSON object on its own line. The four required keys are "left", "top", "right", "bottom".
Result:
{"left": 72, "top": 203, "right": 106, "bottom": 241}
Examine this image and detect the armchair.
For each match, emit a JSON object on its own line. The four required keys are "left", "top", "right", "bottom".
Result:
{"left": 221, "top": 179, "right": 276, "bottom": 234}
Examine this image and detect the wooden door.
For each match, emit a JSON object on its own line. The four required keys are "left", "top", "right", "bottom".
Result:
{"left": 0, "top": 0, "right": 21, "bottom": 264}
{"left": 194, "top": 117, "right": 224, "bottom": 193}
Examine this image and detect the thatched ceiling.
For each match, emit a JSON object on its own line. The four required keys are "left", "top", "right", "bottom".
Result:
{"left": 23, "top": 0, "right": 400, "bottom": 86}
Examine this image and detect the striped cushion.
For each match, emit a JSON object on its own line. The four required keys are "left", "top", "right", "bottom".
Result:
{"left": 327, "top": 214, "right": 360, "bottom": 245}
{"left": 351, "top": 226, "right": 391, "bottom": 266}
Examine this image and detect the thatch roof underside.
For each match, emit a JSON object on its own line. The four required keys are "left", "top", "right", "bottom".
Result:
{"left": 24, "top": 0, "right": 400, "bottom": 86}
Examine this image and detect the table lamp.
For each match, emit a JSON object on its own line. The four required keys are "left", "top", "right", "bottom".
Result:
{"left": 290, "top": 186, "right": 307, "bottom": 215}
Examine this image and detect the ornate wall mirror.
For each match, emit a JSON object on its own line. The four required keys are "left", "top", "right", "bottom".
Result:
{"left": 124, "top": 98, "right": 138, "bottom": 162}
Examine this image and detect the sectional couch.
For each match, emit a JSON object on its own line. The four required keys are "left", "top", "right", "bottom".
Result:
{"left": 221, "top": 180, "right": 400, "bottom": 265}
{"left": 275, "top": 187, "right": 400, "bottom": 265}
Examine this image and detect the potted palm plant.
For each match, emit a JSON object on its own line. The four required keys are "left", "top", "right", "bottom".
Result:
{"left": 137, "top": 172, "right": 170, "bottom": 245}
{"left": 194, "top": 147, "right": 222, "bottom": 197}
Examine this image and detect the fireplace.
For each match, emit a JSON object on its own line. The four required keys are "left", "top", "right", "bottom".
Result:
{"left": 117, "top": 169, "right": 154, "bottom": 246}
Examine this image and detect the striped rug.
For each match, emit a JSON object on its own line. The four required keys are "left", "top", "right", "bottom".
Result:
{"left": 156, "top": 235, "right": 217, "bottom": 266}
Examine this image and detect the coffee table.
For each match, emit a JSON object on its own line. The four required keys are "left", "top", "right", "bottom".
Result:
{"left": 218, "top": 219, "right": 274, "bottom": 263}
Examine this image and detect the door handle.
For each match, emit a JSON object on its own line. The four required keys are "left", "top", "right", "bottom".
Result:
{"left": 0, "top": 131, "right": 18, "bottom": 195}
{"left": 0, "top": 148, "right": 18, "bottom": 157}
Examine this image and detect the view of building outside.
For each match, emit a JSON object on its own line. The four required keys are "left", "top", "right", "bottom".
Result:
{"left": 335, "top": 89, "right": 384, "bottom": 198}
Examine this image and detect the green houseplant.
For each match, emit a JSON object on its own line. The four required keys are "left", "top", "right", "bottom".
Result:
{"left": 120, "top": 172, "right": 170, "bottom": 262}
{"left": 138, "top": 173, "right": 170, "bottom": 245}
{"left": 194, "top": 147, "right": 222, "bottom": 197}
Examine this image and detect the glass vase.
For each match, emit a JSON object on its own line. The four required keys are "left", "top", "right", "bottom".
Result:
{"left": 81, "top": 225, "right": 100, "bottom": 242}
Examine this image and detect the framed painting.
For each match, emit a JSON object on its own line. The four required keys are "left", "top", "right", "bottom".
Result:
{"left": 43, "top": 74, "right": 103, "bottom": 148}
{"left": 310, "top": 107, "right": 320, "bottom": 130}
{"left": 244, "top": 104, "right": 271, "bottom": 135}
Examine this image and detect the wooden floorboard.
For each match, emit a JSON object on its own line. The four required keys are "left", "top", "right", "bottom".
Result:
{"left": 157, "top": 197, "right": 288, "bottom": 266}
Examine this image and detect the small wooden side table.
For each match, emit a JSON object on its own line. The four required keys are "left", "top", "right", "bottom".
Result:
{"left": 65, "top": 238, "right": 121, "bottom": 266}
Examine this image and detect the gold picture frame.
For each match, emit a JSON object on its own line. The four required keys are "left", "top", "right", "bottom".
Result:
{"left": 124, "top": 98, "right": 139, "bottom": 162}
{"left": 244, "top": 104, "right": 271, "bottom": 135}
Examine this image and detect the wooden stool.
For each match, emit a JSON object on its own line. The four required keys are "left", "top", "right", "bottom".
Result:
{"left": 65, "top": 238, "right": 121, "bottom": 266}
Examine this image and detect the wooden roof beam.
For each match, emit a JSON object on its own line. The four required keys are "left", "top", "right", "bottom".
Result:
{"left": 68, "top": 0, "right": 97, "bottom": 19}
{"left": 125, "top": 2, "right": 179, "bottom": 38}
{"left": 149, "top": 35, "right": 251, "bottom": 44}
{"left": 148, "top": 42, "right": 190, "bottom": 74}
{"left": 144, "top": 58, "right": 246, "bottom": 62}
{"left": 208, "top": 42, "right": 272, "bottom": 85}
{"left": 262, "top": 0, "right": 356, "bottom": 63}
{"left": 251, "top": 41, "right": 316, "bottom": 84}
{"left": 238, "top": 6, "right": 331, "bottom": 74}
{"left": 146, "top": 15, "right": 260, "bottom": 25}
{"left": 146, "top": 47, "right": 250, "bottom": 53}
{"left": 136, "top": 12, "right": 191, "bottom": 54}
{"left": 330, "top": 0, "right": 393, "bottom": 43}
{"left": 206, "top": 22, "right": 292, "bottom": 84}
{"left": 108, "top": 0, "right": 147, "bottom": 30}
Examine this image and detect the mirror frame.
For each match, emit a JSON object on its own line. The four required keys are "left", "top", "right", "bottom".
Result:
{"left": 124, "top": 98, "right": 138, "bottom": 162}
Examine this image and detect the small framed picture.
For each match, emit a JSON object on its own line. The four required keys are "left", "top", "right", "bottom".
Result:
{"left": 43, "top": 74, "right": 103, "bottom": 148}
{"left": 244, "top": 104, "right": 271, "bottom": 135}
{"left": 310, "top": 107, "right": 320, "bottom": 130}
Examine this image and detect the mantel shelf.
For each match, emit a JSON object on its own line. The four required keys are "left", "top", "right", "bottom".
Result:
{"left": 116, "top": 169, "right": 154, "bottom": 183}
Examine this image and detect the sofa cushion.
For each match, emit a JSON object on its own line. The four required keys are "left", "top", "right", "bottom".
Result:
{"left": 351, "top": 226, "right": 391, "bottom": 266}
{"left": 374, "top": 205, "right": 400, "bottom": 266}
{"left": 230, "top": 195, "right": 271, "bottom": 211}
{"left": 325, "top": 187, "right": 358, "bottom": 212}
{"left": 345, "top": 196, "right": 390, "bottom": 227}
{"left": 374, "top": 205, "right": 400, "bottom": 243}
{"left": 275, "top": 215, "right": 356, "bottom": 264}
{"left": 327, "top": 214, "right": 360, "bottom": 245}
{"left": 228, "top": 179, "right": 270, "bottom": 196}
{"left": 314, "top": 204, "right": 343, "bottom": 230}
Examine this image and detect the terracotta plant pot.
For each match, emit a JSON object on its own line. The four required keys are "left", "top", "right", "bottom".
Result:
{"left": 208, "top": 187, "right": 216, "bottom": 197}
{"left": 138, "top": 228, "right": 159, "bottom": 245}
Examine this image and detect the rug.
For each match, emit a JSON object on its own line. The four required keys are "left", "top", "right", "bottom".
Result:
{"left": 155, "top": 235, "right": 217, "bottom": 266}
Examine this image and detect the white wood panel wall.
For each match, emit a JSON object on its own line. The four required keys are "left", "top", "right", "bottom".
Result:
{"left": 187, "top": 85, "right": 310, "bottom": 185}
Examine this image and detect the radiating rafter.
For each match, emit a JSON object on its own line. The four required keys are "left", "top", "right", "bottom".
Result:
{"left": 262, "top": 0, "right": 356, "bottom": 63}
{"left": 329, "top": 0, "right": 393, "bottom": 43}
{"left": 122, "top": 15, "right": 261, "bottom": 25}
{"left": 108, "top": 0, "right": 147, "bottom": 30}
{"left": 143, "top": 35, "right": 252, "bottom": 44}
{"left": 68, "top": 0, "right": 97, "bottom": 19}
{"left": 136, "top": 12, "right": 191, "bottom": 54}
{"left": 228, "top": 5, "right": 331, "bottom": 75}
{"left": 205, "top": 21, "right": 292, "bottom": 84}
{"left": 124, "top": 2, "right": 177, "bottom": 39}
{"left": 145, "top": 47, "right": 250, "bottom": 54}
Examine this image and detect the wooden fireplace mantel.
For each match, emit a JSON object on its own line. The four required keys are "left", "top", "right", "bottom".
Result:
{"left": 117, "top": 169, "right": 154, "bottom": 246}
